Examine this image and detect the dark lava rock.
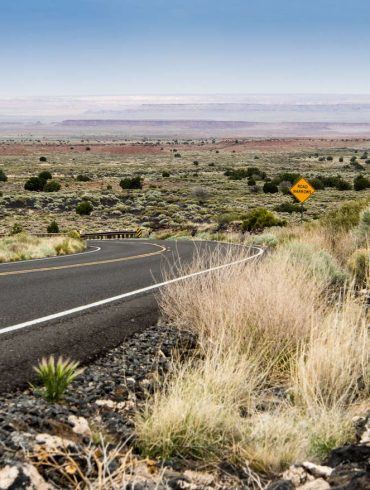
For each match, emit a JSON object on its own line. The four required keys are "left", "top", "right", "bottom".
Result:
{"left": 266, "top": 480, "right": 294, "bottom": 490}
{"left": 325, "top": 444, "right": 370, "bottom": 468}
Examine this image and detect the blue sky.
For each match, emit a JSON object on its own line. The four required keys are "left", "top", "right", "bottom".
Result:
{"left": 0, "top": 0, "right": 369, "bottom": 96}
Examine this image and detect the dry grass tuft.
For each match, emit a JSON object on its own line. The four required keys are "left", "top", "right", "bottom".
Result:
{"left": 159, "top": 245, "right": 325, "bottom": 374}
{"left": 136, "top": 230, "right": 369, "bottom": 475}
{"left": 0, "top": 232, "right": 86, "bottom": 263}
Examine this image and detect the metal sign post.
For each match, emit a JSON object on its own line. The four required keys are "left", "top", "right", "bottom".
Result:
{"left": 289, "top": 178, "right": 315, "bottom": 221}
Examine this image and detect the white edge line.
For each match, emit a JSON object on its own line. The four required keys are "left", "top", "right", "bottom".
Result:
{"left": 0, "top": 245, "right": 101, "bottom": 266}
{"left": 0, "top": 247, "right": 264, "bottom": 336}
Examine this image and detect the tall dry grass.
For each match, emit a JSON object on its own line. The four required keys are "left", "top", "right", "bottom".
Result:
{"left": 136, "top": 235, "right": 369, "bottom": 475}
{"left": 159, "top": 245, "right": 325, "bottom": 367}
{"left": 0, "top": 233, "right": 86, "bottom": 263}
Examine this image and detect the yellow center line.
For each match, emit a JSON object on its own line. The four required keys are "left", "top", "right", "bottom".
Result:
{"left": 0, "top": 243, "right": 167, "bottom": 277}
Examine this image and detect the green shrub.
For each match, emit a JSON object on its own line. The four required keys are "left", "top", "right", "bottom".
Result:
{"left": 309, "top": 177, "right": 325, "bottom": 190}
{"left": 0, "top": 169, "right": 7, "bottom": 182}
{"left": 44, "top": 180, "right": 61, "bottom": 192}
{"left": 10, "top": 223, "right": 23, "bottom": 235}
{"left": 33, "top": 355, "right": 83, "bottom": 402}
{"left": 335, "top": 179, "right": 352, "bottom": 191}
{"left": 217, "top": 212, "right": 244, "bottom": 227}
{"left": 76, "top": 201, "right": 93, "bottom": 215}
{"left": 47, "top": 220, "right": 60, "bottom": 234}
{"left": 315, "top": 175, "right": 350, "bottom": 190}
{"left": 38, "top": 170, "right": 52, "bottom": 181}
{"left": 120, "top": 176, "right": 143, "bottom": 189}
{"left": 76, "top": 174, "right": 91, "bottom": 182}
{"left": 242, "top": 208, "right": 285, "bottom": 232}
{"left": 347, "top": 249, "right": 369, "bottom": 287}
{"left": 224, "top": 168, "right": 248, "bottom": 180}
{"left": 356, "top": 206, "right": 370, "bottom": 244}
{"left": 39, "top": 156, "right": 47, "bottom": 162}
{"left": 339, "top": 157, "right": 344, "bottom": 162}
{"left": 263, "top": 182, "right": 279, "bottom": 194}
{"left": 322, "top": 200, "right": 367, "bottom": 231}
{"left": 280, "top": 241, "right": 347, "bottom": 285}
{"left": 275, "top": 172, "right": 301, "bottom": 184}
{"left": 246, "top": 232, "right": 278, "bottom": 248}
{"left": 354, "top": 175, "right": 370, "bottom": 191}
{"left": 162, "top": 171, "right": 170, "bottom": 177}
{"left": 24, "top": 176, "right": 45, "bottom": 192}
{"left": 274, "top": 202, "right": 305, "bottom": 213}
{"left": 224, "top": 167, "right": 266, "bottom": 181}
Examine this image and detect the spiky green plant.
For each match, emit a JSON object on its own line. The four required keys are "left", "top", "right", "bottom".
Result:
{"left": 34, "top": 356, "right": 84, "bottom": 402}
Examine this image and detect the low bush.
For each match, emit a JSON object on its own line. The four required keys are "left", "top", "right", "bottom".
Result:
{"left": 274, "top": 172, "right": 300, "bottom": 185}
{"left": 0, "top": 233, "right": 85, "bottom": 262}
{"left": 309, "top": 177, "right": 325, "bottom": 190}
{"left": 224, "top": 167, "right": 266, "bottom": 181}
{"left": 10, "top": 223, "right": 23, "bottom": 235}
{"left": 191, "top": 186, "right": 210, "bottom": 204}
{"left": 347, "top": 249, "right": 369, "bottom": 287}
{"left": 335, "top": 179, "right": 352, "bottom": 191}
{"left": 354, "top": 174, "right": 370, "bottom": 191}
{"left": 0, "top": 169, "right": 7, "bottom": 182}
{"left": 120, "top": 176, "right": 143, "bottom": 190}
{"left": 43, "top": 180, "right": 61, "bottom": 192}
{"left": 274, "top": 202, "right": 305, "bottom": 213}
{"left": 242, "top": 208, "right": 285, "bottom": 231}
{"left": 322, "top": 200, "right": 367, "bottom": 231}
{"left": 47, "top": 220, "right": 60, "bottom": 234}
{"left": 245, "top": 232, "right": 278, "bottom": 248}
{"left": 24, "top": 172, "right": 60, "bottom": 192}
{"left": 356, "top": 206, "right": 370, "bottom": 243}
{"left": 76, "top": 201, "right": 94, "bottom": 215}
{"left": 38, "top": 170, "right": 52, "bottom": 181}
{"left": 278, "top": 240, "right": 347, "bottom": 285}
{"left": 263, "top": 181, "right": 279, "bottom": 193}
{"left": 76, "top": 174, "right": 91, "bottom": 182}
{"left": 24, "top": 176, "right": 45, "bottom": 192}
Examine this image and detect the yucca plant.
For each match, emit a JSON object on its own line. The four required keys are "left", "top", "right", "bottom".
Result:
{"left": 33, "top": 355, "right": 84, "bottom": 402}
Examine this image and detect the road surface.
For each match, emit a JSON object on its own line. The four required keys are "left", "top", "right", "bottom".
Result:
{"left": 0, "top": 239, "right": 262, "bottom": 392}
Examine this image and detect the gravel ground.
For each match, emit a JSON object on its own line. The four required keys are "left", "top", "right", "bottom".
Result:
{"left": 0, "top": 324, "right": 369, "bottom": 489}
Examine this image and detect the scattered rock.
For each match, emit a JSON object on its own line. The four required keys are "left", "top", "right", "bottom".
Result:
{"left": 301, "top": 461, "right": 333, "bottom": 479}
{"left": 0, "top": 461, "right": 54, "bottom": 490}
{"left": 266, "top": 480, "right": 294, "bottom": 490}
{"left": 68, "top": 415, "right": 91, "bottom": 437}
{"left": 324, "top": 444, "right": 370, "bottom": 467}
{"left": 297, "top": 477, "right": 329, "bottom": 489}
{"left": 282, "top": 465, "right": 312, "bottom": 487}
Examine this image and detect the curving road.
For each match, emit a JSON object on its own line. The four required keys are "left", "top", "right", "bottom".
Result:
{"left": 0, "top": 239, "right": 262, "bottom": 392}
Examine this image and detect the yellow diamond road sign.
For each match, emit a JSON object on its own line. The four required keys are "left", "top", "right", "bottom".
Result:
{"left": 290, "top": 178, "right": 315, "bottom": 203}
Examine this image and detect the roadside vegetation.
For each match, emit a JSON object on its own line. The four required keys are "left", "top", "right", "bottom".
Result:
{"left": 1, "top": 138, "right": 370, "bottom": 236}
{"left": 136, "top": 199, "right": 369, "bottom": 476}
{"left": 0, "top": 232, "right": 86, "bottom": 262}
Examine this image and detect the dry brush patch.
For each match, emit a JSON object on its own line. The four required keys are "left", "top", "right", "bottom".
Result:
{"left": 135, "top": 233, "right": 369, "bottom": 476}
{"left": 0, "top": 232, "right": 86, "bottom": 262}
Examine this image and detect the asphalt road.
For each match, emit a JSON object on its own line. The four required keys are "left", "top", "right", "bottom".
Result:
{"left": 0, "top": 239, "right": 261, "bottom": 392}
